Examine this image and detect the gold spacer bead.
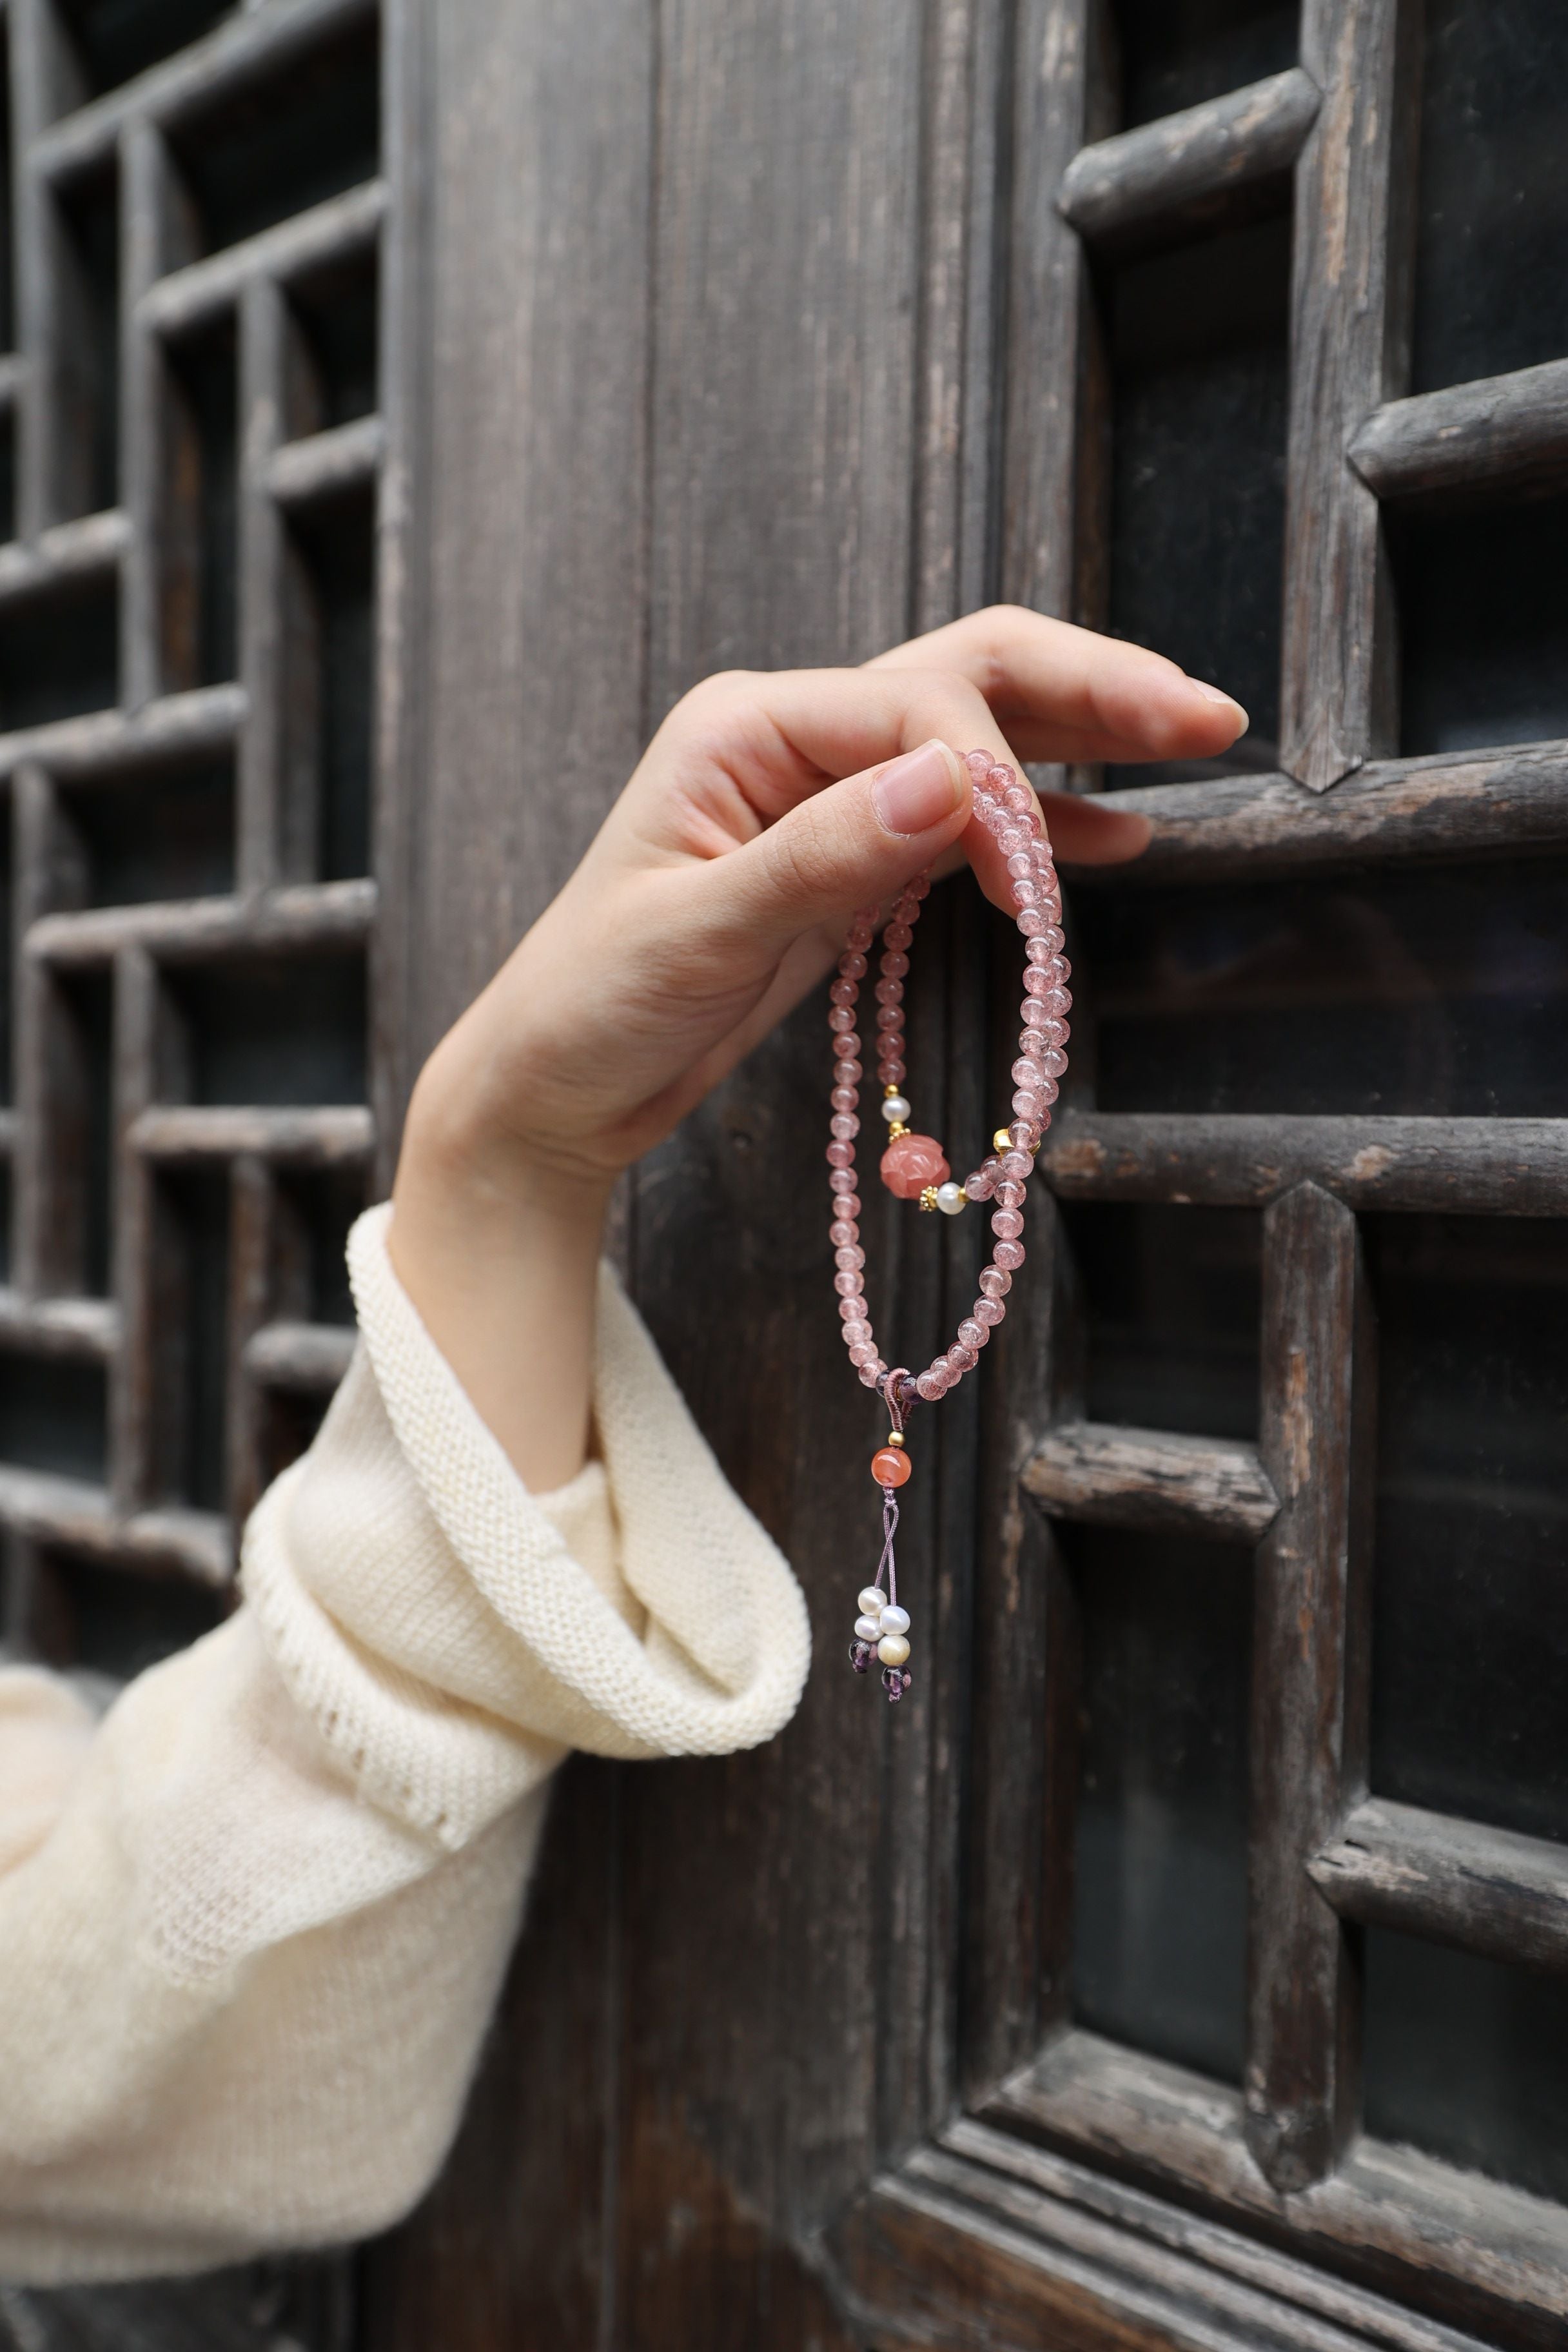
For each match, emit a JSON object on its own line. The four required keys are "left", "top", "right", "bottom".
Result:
{"left": 992, "top": 1127, "right": 1012, "bottom": 1154}
{"left": 884, "top": 1083, "right": 901, "bottom": 1097}
{"left": 887, "top": 1430, "right": 905, "bottom": 1447}
{"left": 888, "top": 1121, "right": 910, "bottom": 1141}
{"left": 919, "top": 1184, "right": 939, "bottom": 1211}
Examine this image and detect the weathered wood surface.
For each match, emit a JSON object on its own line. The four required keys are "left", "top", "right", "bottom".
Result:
{"left": 1040, "top": 1113, "right": 1568, "bottom": 1215}
{"left": 128, "top": 1106, "right": 375, "bottom": 1164}
{"left": 1349, "top": 359, "right": 1568, "bottom": 509}
{"left": 1002, "top": 0, "right": 1093, "bottom": 654}
{"left": 34, "top": 0, "right": 377, "bottom": 179}
{"left": 966, "top": 1190, "right": 1084, "bottom": 2096}
{"left": 1247, "top": 1184, "right": 1372, "bottom": 2191}
{"left": 1280, "top": 0, "right": 1406, "bottom": 790}
{"left": 269, "top": 413, "right": 386, "bottom": 507}
{"left": 0, "top": 683, "right": 245, "bottom": 783}
{"left": 0, "top": 1288, "right": 119, "bottom": 1359}
{"left": 362, "top": 0, "right": 658, "bottom": 2342}
{"left": 243, "top": 1318, "right": 357, "bottom": 1392}
{"left": 829, "top": 2127, "right": 1505, "bottom": 2352}
{"left": 140, "top": 181, "right": 387, "bottom": 339}
{"left": 1309, "top": 1798, "right": 1568, "bottom": 1977}
{"left": 1063, "top": 743, "right": 1568, "bottom": 883}
{"left": 30, "top": 879, "right": 376, "bottom": 967}
{"left": 0, "top": 507, "right": 128, "bottom": 603}
{"left": 990, "top": 2032, "right": 1568, "bottom": 2352}
{"left": 1022, "top": 1420, "right": 1279, "bottom": 1540}
{"left": 937, "top": 2119, "right": 1498, "bottom": 2352}
{"left": 1059, "top": 68, "right": 1321, "bottom": 255}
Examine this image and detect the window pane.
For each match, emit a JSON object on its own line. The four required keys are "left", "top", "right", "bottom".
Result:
{"left": 1367, "top": 1215, "right": 1568, "bottom": 1847}
{"left": 1061, "top": 1202, "right": 1261, "bottom": 1440}
{"left": 1364, "top": 1928, "right": 1568, "bottom": 2205}
{"left": 1076, "top": 855, "right": 1568, "bottom": 1115}
{"left": 1411, "top": 0, "right": 1568, "bottom": 394}
{"left": 1069, "top": 1526, "right": 1251, "bottom": 2084}
{"left": 1393, "top": 496, "right": 1568, "bottom": 758}
{"left": 1113, "top": 0, "right": 1298, "bottom": 129}
{"left": 1103, "top": 215, "right": 1289, "bottom": 785}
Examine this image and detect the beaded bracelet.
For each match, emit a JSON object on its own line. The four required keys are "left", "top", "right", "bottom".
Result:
{"left": 828, "top": 752, "right": 1072, "bottom": 1703}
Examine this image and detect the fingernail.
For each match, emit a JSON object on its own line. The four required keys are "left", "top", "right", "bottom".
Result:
{"left": 1191, "top": 678, "right": 1249, "bottom": 727}
{"left": 872, "top": 740, "right": 964, "bottom": 836}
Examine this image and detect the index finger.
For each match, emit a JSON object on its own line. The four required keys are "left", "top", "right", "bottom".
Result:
{"left": 868, "top": 605, "right": 1248, "bottom": 764}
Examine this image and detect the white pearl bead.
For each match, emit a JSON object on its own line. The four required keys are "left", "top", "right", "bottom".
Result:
{"left": 935, "top": 1181, "right": 966, "bottom": 1215}
{"left": 854, "top": 1613, "right": 883, "bottom": 1643}
{"left": 879, "top": 1093, "right": 911, "bottom": 1124}
{"left": 879, "top": 1604, "right": 910, "bottom": 1635}
{"left": 858, "top": 1585, "right": 887, "bottom": 1615}
{"left": 877, "top": 1632, "right": 910, "bottom": 1667}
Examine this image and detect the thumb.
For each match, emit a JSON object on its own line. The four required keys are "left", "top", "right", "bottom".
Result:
{"left": 715, "top": 739, "right": 970, "bottom": 951}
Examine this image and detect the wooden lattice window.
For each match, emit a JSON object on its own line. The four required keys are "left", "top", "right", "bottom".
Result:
{"left": 0, "top": 0, "right": 380, "bottom": 1713}
{"left": 826, "top": 3, "right": 1568, "bottom": 2347}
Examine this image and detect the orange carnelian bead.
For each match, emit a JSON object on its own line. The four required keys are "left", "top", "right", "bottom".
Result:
{"left": 872, "top": 1446, "right": 912, "bottom": 1487}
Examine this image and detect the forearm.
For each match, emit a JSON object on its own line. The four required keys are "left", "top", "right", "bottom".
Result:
{"left": 387, "top": 1042, "right": 611, "bottom": 1493}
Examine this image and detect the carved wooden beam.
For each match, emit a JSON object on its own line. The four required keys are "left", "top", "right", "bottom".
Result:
{"left": 1351, "top": 358, "right": 1568, "bottom": 509}
{"left": 1309, "top": 1797, "right": 1568, "bottom": 1977}
{"left": 1021, "top": 1420, "right": 1279, "bottom": 1542}
{"left": 1059, "top": 67, "right": 1320, "bottom": 253}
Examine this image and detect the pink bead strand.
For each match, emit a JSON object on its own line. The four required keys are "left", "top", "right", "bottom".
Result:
{"left": 827, "top": 756, "right": 1068, "bottom": 1413}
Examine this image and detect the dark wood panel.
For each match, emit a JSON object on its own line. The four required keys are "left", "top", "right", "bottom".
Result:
{"left": 618, "top": 0, "right": 961, "bottom": 2332}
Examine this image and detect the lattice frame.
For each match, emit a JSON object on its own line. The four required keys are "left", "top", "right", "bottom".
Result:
{"left": 0, "top": 0, "right": 382, "bottom": 1667}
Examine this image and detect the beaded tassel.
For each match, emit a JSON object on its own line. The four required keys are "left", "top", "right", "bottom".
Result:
{"left": 848, "top": 1374, "right": 914, "bottom": 1701}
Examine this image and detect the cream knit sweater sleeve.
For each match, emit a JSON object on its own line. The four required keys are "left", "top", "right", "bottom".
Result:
{"left": 0, "top": 1204, "right": 810, "bottom": 2286}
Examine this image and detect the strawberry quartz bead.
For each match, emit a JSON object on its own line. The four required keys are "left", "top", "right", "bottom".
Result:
{"left": 881, "top": 1132, "right": 950, "bottom": 1197}
{"left": 871, "top": 1446, "right": 912, "bottom": 1487}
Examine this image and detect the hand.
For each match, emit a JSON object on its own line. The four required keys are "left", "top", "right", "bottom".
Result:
{"left": 389, "top": 608, "right": 1245, "bottom": 1487}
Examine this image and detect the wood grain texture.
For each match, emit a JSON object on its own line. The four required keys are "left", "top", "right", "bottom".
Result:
{"left": 1349, "top": 360, "right": 1568, "bottom": 509}
{"left": 1039, "top": 1112, "right": 1568, "bottom": 1215}
{"left": 619, "top": 1, "right": 946, "bottom": 2333}
{"left": 1063, "top": 742, "right": 1568, "bottom": 883}
{"left": 1308, "top": 1798, "right": 1568, "bottom": 1977}
{"left": 988, "top": 2032, "right": 1568, "bottom": 2352}
{"left": 1280, "top": 0, "right": 1407, "bottom": 790}
{"left": 1059, "top": 68, "right": 1322, "bottom": 256}
{"left": 1022, "top": 1420, "right": 1279, "bottom": 1540}
{"left": 1247, "top": 1184, "right": 1372, "bottom": 2191}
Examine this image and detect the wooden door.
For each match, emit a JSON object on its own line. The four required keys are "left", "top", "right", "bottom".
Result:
{"left": 3, "top": 3, "right": 1567, "bottom": 2349}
